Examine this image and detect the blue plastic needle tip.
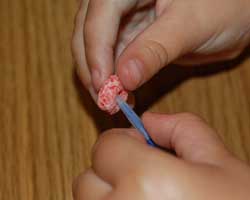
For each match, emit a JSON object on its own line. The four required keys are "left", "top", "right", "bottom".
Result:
{"left": 116, "top": 96, "right": 156, "bottom": 147}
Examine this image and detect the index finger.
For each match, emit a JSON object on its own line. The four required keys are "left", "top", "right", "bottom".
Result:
{"left": 84, "top": 0, "right": 124, "bottom": 90}
{"left": 84, "top": 0, "right": 153, "bottom": 90}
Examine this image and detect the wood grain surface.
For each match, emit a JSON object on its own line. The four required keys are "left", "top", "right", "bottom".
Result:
{"left": 1, "top": 0, "right": 250, "bottom": 199}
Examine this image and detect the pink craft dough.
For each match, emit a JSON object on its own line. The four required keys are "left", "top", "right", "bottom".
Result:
{"left": 97, "top": 75, "right": 128, "bottom": 115}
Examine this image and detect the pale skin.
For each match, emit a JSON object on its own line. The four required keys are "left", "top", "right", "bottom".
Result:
{"left": 72, "top": 0, "right": 250, "bottom": 199}
{"left": 72, "top": 0, "right": 250, "bottom": 98}
{"left": 73, "top": 112, "right": 250, "bottom": 200}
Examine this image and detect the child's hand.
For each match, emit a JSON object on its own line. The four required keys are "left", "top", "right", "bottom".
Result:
{"left": 72, "top": 0, "right": 250, "bottom": 99}
{"left": 73, "top": 112, "right": 250, "bottom": 200}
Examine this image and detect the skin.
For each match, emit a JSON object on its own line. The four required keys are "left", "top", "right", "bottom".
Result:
{"left": 73, "top": 112, "right": 250, "bottom": 200}
{"left": 72, "top": 1, "right": 250, "bottom": 198}
{"left": 72, "top": 0, "right": 250, "bottom": 99}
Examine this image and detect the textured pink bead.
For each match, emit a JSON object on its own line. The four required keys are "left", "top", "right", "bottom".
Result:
{"left": 97, "top": 75, "right": 128, "bottom": 115}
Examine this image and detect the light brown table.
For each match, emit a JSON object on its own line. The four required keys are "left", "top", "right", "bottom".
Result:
{"left": 1, "top": 0, "right": 250, "bottom": 199}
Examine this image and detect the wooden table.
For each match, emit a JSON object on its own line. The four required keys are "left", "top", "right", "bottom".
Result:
{"left": 1, "top": 0, "right": 250, "bottom": 199}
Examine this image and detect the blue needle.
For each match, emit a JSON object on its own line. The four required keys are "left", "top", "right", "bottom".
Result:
{"left": 116, "top": 96, "right": 156, "bottom": 147}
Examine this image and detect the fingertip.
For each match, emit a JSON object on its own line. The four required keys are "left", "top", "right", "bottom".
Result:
{"left": 89, "top": 56, "right": 113, "bottom": 91}
{"left": 91, "top": 68, "right": 104, "bottom": 91}
{"left": 117, "top": 58, "right": 144, "bottom": 91}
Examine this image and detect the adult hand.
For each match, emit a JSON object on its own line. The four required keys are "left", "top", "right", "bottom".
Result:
{"left": 72, "top": 0, "right": 250, "bottom": 100}
{"left": 73, "top": 112, "right": 250, "bottom": 200}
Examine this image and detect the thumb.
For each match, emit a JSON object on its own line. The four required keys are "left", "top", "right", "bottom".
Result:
{"left": 117, "top": 2, "right": 210, "bottom": 90}
{"left": 142, "top": 112, "right": 230, "bottom": 165}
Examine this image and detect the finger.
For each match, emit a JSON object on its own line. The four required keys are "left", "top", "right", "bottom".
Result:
{"left": 115, "top": 6, "right": 156, "bottom": 60}
{"left": 91, "top": 128, "right": 176, "bottom": 185}
{"left": 117, "top": 1, "right": 214, "bottom": 90}
{"left": 142, "top": 112, "right": 230, "bottom": 165}
{"left": 72, "top": 169, "right": 112, "bottom": 200}
{"left": 72, "top": 0, "right": 97, "bottom": 100}
{"left": 84, "top": 0, "right": 155, "bottom": 90}
{"left": 84, "top": 0, "right": 133, "bottom": 90}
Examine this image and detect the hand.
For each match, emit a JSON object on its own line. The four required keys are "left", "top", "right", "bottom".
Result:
{"left": 73, "top": 112, "right": 250, "bottom": 200}
{"left": 72, "top": 0, "right": 250, "bottom": 99}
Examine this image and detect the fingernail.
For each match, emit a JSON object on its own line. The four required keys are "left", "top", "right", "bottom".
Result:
{"left": 125, "top": 59, "right": 143, "bottom": 88}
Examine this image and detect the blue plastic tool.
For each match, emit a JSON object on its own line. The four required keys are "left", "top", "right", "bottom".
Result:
{"left": 116, "top": 96, "right": 156, "bottom": 147}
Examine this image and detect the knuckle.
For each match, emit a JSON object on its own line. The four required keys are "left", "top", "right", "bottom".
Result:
{"left": 143, "top": 39, "right": 169, "bottom": 70}
{"left": 172, "top": 112, "right": 205, "bottom": 133}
